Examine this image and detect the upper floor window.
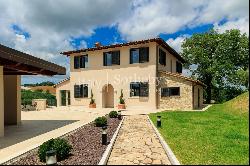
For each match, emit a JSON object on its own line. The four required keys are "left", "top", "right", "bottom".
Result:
{"left": 161, "top": 87, "right": 180, "bottom": 97}
{"left": 159, "top": 48, "right": 166, "bottom": 66}
{"left": 130, "top": 82, "right": 149, "bottom": 97}
{"left": 130, "top": 47, "right": 149, "bottom": 64}
{"left": 74, "top": 55, "right": 88, "bottom": 69}
{"left": 176, "top": 61, "right": 182, "bottom": 73}
{"left": 103, "top": 51, "right": 120, "bottom": 66}
{"left": 74, "top": 84, "right": 88, "bottom": 98}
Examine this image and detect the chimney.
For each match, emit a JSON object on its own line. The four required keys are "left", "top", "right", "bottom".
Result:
{"left": 95, "top": 42, "right": 102, "bottom": 48}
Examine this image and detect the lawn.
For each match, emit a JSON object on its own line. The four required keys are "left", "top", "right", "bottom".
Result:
{"left": 149, "top": 92, "right": 249, "bottom": 165}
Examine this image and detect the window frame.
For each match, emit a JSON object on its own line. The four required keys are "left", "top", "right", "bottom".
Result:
{"left": 159, "top": 48, "right": 166, "bottom": 66}
{"left": 103, "top": 50, "right": 120, "bottom": 66}
{"left": 74, "top": 84, "right": 88, "bottom": 98}
{"left": 74, "top": 55, "right": 88, "bottom": 69}
{"left": 130, "top": 82, "right": 149, "bottom": 97}
{"left": 161, "top": 87, "right": 180, "bottom": 97}
{"left": 176, "top": 61, "right": 182, "bottom": 73}
{"left": 130, "top": 47, "right": 149, "bottom": 64}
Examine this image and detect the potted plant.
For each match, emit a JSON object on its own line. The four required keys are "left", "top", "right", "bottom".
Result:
{"left": 118, "top": 89, "right": 126, "bottom": 109}
{"left": 89, "top": 90, "right": 96, "bottom": 108}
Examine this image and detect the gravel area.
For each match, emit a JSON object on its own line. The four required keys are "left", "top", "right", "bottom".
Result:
{"left": 10, "top": 117, "right": 121, "bottom": 165}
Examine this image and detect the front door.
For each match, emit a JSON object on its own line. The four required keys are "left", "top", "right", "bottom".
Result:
{"left": 60, "top": 90, "right": 66, "bottom": 106}
{"left": 102, "top": 84, "right": 114, "bottom": 108}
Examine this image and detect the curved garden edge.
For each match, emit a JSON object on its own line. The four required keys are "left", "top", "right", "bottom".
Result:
{"left": 98, "top": 117, "right": 125, "bottom": 165}
{"left": 147, "top": 115, "right": 181, "bottom": 165}
{"left": 4, "top": 116, "right": 124, "bottom": 165}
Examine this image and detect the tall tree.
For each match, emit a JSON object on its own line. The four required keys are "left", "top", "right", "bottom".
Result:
{"left": 181, "top": 29, "right": 249, "bottom": 103}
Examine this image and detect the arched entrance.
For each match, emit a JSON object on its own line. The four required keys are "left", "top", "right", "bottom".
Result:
{"left": 102, "top": 84, "right": 114, "bottom": 108}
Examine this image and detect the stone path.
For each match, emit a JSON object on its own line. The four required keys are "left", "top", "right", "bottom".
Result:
{"left": 107, "top": 115, "right": 171, "bottom": 165}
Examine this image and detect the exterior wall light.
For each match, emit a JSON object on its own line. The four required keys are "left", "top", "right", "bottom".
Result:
{"left": 157, "top": 115, "right": 161, "bottom": 128}
{"left": 46, "top": 150, "right": 57, "bottom": 165}
{"left": 118, "top": 110, "right": 122, "bottom": 120}
{"left": 102, "top": 126, "right": 108, "bottom": 145}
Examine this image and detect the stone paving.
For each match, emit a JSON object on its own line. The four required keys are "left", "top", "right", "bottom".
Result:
{"left": 107, "top": 115, "right": 171, "bottom": 165}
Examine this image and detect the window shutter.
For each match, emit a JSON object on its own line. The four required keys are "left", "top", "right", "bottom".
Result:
{"left": 103, "top": 53, "right": 107, "bottom": 66}
{"left": 83, "top": 84, "right": 88, "bottom": 97}
{"left": 129, "top": 49, "right": 133, "bottom": 64}
{"left": 139, "top": 82, "right": 149, "bottom": 97}
{"left": 80, "top": 85, "right": 84, "bottom": 97}
{"left": 74, "top": 85, "right": 80, "bottom": 98}
{"left": 139, "top": 47, "right": 149, "bottom": 63}
{"left": 176, "top": 61, "right": 182, "bottom": 73}
{"left": 80, "top": 56, "right": 85, "bottom": 68}
{"left": 112, "top": 51, "right": 120, "bottom": 65}
{"left": 74, "top": 56, "right": 80, "bottom": 69}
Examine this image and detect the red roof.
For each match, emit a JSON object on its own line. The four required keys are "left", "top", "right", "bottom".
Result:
{"left": 61, "top": 38, "right": 186, "bottom": 63}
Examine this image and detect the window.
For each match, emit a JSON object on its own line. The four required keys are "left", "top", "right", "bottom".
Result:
{"left": 74, "top": 55, "right": 88, "bottom": 69}
{"left": 159, "top": 49, "right": 166, "bottom": 66}
{"left": 74, "top": 84, "right": 88, "bottom": 98}
{"left": 161, "top": 87, "right": 180, "bottom": 97}
{"left": 103, "top": 51, "right": 120, "bottom": 66}
{"left": 130, "top": 47, "right": 149, "bottom": 64}
{"left": 130, "top": 82, "right": 149, "bottom": 97}
{"left": 176, "top": 61, "right": 182, "bottom": 73}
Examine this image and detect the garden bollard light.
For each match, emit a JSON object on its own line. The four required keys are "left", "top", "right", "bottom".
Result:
{"left": 157, "top": 115, "right": 161, "bottom": 128}
{"left": 118, "top": 110, "right": 122, "bottom": 120}
{"left": 46, "top": 150, "right": 57, "bottom": 165}
{"left": 102, "top": 126, "right": 108, "bottom": 145}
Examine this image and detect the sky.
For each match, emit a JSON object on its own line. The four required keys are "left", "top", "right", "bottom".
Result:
{"left": 0, "top": 0, "right": 249, "bottom": 84}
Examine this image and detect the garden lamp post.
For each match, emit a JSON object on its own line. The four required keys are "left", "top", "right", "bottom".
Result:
{"left": 46, "top": 150, "right": 57, "bottom": 165}
{"left": 157, "top": 115, "right": 161, "bottom": 128}
{"left": 102, "top": 126, "right": 108, "bottom": 145}
{"left": 118, "top": 110, "right": 122, "bottom": 120}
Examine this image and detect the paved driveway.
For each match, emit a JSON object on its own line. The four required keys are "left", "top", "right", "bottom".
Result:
{"left": 0, "top": 107, "right": 111, "bottom": 164}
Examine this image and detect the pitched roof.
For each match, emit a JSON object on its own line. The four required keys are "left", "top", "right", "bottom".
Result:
{"left": 54, "top": 77, "right": 70, "bottom": 87}
{"left": 61, "top": 38, "right": 186, "bottom": 63}
{"left": 0, "top": 44, "right": 66, "bottom": 75}
{"left": 159, "top": 71, "right": 206, "bottom": 86}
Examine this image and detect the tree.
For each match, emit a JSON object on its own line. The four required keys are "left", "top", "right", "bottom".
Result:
{"left": 181, "top": 29, "right": 249, "bottom": 103}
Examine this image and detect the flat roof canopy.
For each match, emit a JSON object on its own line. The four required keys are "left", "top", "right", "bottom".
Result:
{"left": 0, "top": 44, "right": 66, "bottom": 76}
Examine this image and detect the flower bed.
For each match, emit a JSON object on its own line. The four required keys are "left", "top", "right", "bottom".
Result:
{"left": 11, "top": 117, "right": 121, "bottom": 165}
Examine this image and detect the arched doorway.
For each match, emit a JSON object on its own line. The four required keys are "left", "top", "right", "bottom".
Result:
{"left": 102, "top": 84, "right": 114, "bottom": 108}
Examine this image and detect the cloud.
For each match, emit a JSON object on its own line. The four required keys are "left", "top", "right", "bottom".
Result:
{"left": 213, "top": 18, "right": 249, "bottom": 35}
{"left": 166, "top": 35, "right": 189, "bottom": 53}
{"left": 117, "top": 0, "right": 249, "bottom": 40}
{"left": 0, "top": 0, "right": 249, "bottom": 83}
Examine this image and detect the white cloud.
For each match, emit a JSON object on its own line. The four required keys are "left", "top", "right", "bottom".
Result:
{"left": 166, "top": 35, "right": 189, "bottom": 53}
{"left": 213, "top": 18, "right": 249, "bottom": 35}
{"left": 0, "top": 0, "right": 249, "bottom": 83}
{"left": 118, "top": 0, "right": 249, "bottom": 40}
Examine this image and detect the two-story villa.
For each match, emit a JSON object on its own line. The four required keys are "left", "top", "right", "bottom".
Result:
{"left": 55, "top": 38, "right": 205, "bottom": 110}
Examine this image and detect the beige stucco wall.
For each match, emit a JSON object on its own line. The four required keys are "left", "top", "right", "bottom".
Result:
{"left": 32, "top": 99, "right": 47, "bottom": 110}
{"left": 69, "top": 42, "right": 158, "bottom": 109}
{"left": 158, "top": 73, "right": 194, "bottom": 110}
{"left": 0, "top": 66, "right": 4, "bottom": 137}
{"left": 193, "top": 85, "right": 204, "bottom": 109}
{"left": 56, "top": 80, "right": 70, "bottom": 107}
{"left": 4, "top": 75, "right": 21, "bottom": 125}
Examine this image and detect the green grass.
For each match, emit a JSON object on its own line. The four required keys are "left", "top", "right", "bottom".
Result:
{"left": 150, "top": 92, "right": 249, "bottom": 165}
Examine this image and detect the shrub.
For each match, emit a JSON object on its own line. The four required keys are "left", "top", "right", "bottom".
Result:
{"left": 109, "top": 111, "right": 118, "bottom": 118}
{"left": 119, "top": 89, "right": 125, "bottom": 104}
{"left": 94, "top": 116, "right": 107, "bottom": 127}
{"left": 38, "top": 138, "right": 72, "bottom": 162}
{"left": 89, "top": 89, "right": 95, "bottom": 104}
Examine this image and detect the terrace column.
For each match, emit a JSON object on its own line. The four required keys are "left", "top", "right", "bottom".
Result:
{"left": 0, "top": 66, "right": 4, "bottom": 137}
{"left": 4, "top": 75, "right": 21, "bottom": 125}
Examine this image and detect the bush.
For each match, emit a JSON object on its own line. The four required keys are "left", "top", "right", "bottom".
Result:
{"left": 38, "top": 138, "right": 72, "bottom": 162}
{"left": 109, "top": 111, "right": 118, "bottom": 118}
{"left": 94, "top": 116, "right": 107, "bottom": 127}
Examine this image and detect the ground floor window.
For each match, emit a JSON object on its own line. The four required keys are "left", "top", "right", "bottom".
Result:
{"left": 130, "top": 82, "right": 149, "bottom": 97}
{"left": 161, "top": 87, "right": 180, "bottom": 97}
{"left": 74, "top": 84, "right": 88, "bottom": 98}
